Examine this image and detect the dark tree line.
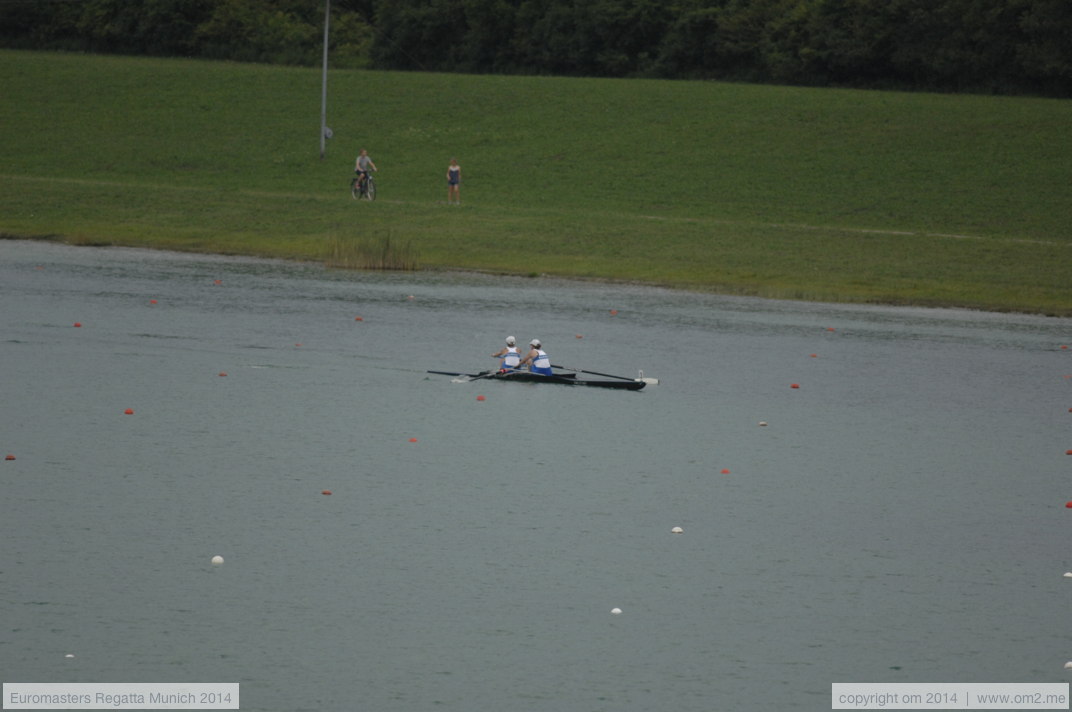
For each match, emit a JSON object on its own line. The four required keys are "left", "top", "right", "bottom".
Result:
{"left": 0, "top": 0, "right": 373, "bottom": 67}
{"left": 368, "top": 0, "right": 1072, "bottom": 95}
{"left": 2, "top": 0, "right": 1070, "bottom": 96}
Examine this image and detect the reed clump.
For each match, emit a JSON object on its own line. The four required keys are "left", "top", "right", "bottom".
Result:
{"left": 326, "top": 233, "right": 419, "bottom": 271}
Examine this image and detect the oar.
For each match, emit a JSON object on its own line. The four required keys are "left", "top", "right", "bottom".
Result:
{"left": 467, "top": 370, "right": 500, "bottom": 381}
{"left": 427, "top": 369, "right": 501, "bottom": 383}
{"left": 427, "top": 369, "right": 490, "bottom": 383}
{"left": 551, "top": 364, "right": 659, "bottom": 385}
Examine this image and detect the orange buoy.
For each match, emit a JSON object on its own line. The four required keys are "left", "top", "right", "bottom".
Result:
{"left": 609, "top": 309, "right": 618, "bottom": 315}
{"left": 218, "top": 372, "right": 227, "bottom": 377}
{"left": 321, "top": 490, "right": 332, "bottom": 496}
{"left": 1066, "top": 502, "right": 1072, "bottom": 509}
{"left": 73, "top": 322, "right": 82, "bottom": 328}
{"left": 124, "top": 408, "right": 134, "bottom": 415}
{"left": 1062, "top": 345, "right": 1069, "bottom": 350}
{"left": 810, "top": 354, "right": 818, "bottom": 358}
{"left": 826, "top": 327, "right": 836, "bottom": 332}
{"left": 4, "top": 454, "right": 15, "bottom": 461}
{"left": 1066, "top": 450, "right": 1072, "bottom": 456}
{"left": 214, "top": 279, "right": 222, "bottom": 285}
{"left": 720, "top": 468, "right": 730, "bottom": 474}
{"left": 149, "top": 299, "right": 157, "bottom": 304}
{"left": 575, "top": 334, "right": 583, "bottom": 339}
{"left": 790, "top": 383, "right": 800, "bottom": 389}
{"left": 354, "top": 316, "right": 363, "bottom": 322}
{"left": 476, "top": 395, "right": 486, "bottom": 401}
{"left": 408, "top": 437, "right": 418, "bottom": 443}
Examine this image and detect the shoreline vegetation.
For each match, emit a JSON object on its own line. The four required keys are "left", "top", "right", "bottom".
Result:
{"left": 2, "top": 50, "right": 1071, "bottom": 316}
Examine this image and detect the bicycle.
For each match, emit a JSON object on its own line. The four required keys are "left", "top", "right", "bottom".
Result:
{"left": 351, "top": 172, "right": 376, "bottom": 201}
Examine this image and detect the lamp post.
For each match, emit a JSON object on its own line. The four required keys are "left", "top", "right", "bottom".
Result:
{"left": 319, "top": 0, "right": 331, "bottom": 159}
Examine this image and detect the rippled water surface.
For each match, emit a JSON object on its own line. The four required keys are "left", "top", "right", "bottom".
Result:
{"left": 2, "top": 240, "right": 1071, "bottom": 711}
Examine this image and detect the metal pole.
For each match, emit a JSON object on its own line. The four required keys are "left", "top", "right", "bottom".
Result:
{"left": 319, "top": 0, "right": 330, "bottom": 159}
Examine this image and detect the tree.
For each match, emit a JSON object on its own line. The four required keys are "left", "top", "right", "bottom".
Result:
{"left": 1015, "top": 0, "right": 1072, "bottom": 95}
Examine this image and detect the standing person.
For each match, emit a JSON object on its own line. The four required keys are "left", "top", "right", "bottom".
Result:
{"left": 518, "top": 339, "right": 553, "bottom": 376}
{"left": 446, "top": 157, "right": 461, "bottom": 205}
{"left": 355, "top": 149, "right": 377, "bottom": 192}
{"left": 491, "top": 335, "right": 521, "bottom": 372}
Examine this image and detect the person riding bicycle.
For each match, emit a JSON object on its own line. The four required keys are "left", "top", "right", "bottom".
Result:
{"left": 354, "top": 149, "right": 377, "bottom": 192}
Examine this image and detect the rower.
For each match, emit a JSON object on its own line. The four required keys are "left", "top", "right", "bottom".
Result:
{"left": 491, "top": 336, "right": 522, "bottom": 372}
{"left": 518, "top": 339, "right": 553, "bottom": 376}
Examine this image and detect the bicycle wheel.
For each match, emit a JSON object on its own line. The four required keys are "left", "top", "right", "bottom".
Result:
{"left": 365, "top": 178, "right": 376, "bottom": 201}
{"left": 350, "top": 178, "right": 361, "bottom": 200}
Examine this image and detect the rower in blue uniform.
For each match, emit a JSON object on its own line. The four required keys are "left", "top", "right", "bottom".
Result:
{"left": 519, "top": 339, "right": 553, "bottom": 376}
{"left": 491, "top": 336, "right": 522, "bottom": 372}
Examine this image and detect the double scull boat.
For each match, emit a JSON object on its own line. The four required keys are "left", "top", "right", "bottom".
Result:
{"left": 427, "top": 369, "right": 647, "bottom": 390}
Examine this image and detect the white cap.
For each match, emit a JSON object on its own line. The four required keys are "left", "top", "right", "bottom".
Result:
{"left": 506, "top": 336, "right": 516, "bottom": 345}
{"left": 530, "top": 339, "right": 541, "bottom": 348}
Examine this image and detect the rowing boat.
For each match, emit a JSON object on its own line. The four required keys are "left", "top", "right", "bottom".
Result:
{"left": 427, "top": 370, "right": 646, "bottom": 390}
{"left": 493, "top": 370, "right": 646, "bottom": 390}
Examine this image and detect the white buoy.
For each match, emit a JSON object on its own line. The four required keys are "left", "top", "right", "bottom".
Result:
{"left": 671, "top": 526, "right": 684, "bottom": 534}
{"left": 611, "top": 607, "right": 622, "bottom": 615}
{"left": 1065, "top": 662, "right": 1072, "bottom": 670}
{"left": 211, "top": 555, "right": 224, "bottom": 565}
{"left": 1064, "top": 572, "right": 1072, "bottom": 578}
{"left": 65, "top": 654, "right": 75, "bottom": 659}
{"left": 758, "top": 421, "right": 768, "bottom": 427}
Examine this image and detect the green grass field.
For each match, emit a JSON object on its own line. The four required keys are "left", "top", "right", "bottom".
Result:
{"left": 2, "top": 50, "right": 1071, "bottom": 314}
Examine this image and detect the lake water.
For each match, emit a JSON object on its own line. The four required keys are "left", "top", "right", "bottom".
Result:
{"left": 2, "top": 239, "right": 1071, "bottom": 711}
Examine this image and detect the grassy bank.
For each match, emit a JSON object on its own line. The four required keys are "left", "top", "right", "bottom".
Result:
{"left": 2, "top": 50, "right": 1071, "bottom": 314}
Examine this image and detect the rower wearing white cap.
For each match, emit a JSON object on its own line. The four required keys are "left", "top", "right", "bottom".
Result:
{"left": 491, "top": 336, "right": 522, "bottom": 372}
{"left": 518, "top": 339, "right": 553, "bottom": 376}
